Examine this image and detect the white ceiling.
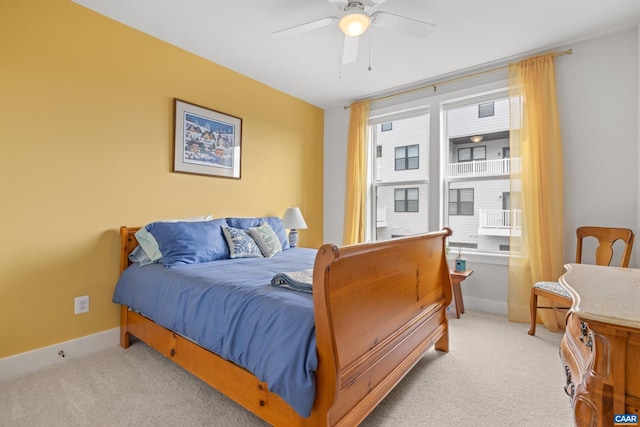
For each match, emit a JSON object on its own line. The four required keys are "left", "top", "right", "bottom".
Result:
{"left": 72, "top": 0, "right": 640, "bottom": 109}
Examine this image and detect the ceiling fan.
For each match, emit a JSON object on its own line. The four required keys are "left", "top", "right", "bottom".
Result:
{"left": 271, "top": 0, "right": 436, "bottom": 65}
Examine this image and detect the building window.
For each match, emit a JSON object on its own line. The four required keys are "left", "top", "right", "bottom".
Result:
{"left": 478, "top": 102, "right": 494, "bottom": 118}
{"left": 381, "top": 122, "right": 393, "bottom": 132}
{"left": 449, "top": 188, "right": 474, "bottom": 215}
{"left": 395, "top": 188, "right": 419, "bottom": 212}
{"left": 395, "top": 144, "right": 419, "bottom": 170}
{"left": 449, "top": 242, "right": 478, "bottom": 249}
{"left": 458, "top": 145, "right": 486, "bottom": 162}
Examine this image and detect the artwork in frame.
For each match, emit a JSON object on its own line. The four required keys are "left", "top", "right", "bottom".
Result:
{"left": 173, "top": 98, "right": 242, "bottom": 179}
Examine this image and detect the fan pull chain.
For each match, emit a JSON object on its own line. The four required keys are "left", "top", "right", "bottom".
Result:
{"left": 338, "top": 31, "right": 343, "bottom": 79}
{"left": 368, "top": 34, "right": 372, "bottom": 71}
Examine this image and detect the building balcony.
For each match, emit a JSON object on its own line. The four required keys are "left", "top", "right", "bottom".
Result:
{"left": 478, "top": 209, "right": 522, "bottom": 237}
{"left": 448, "top": 157, "right": 521, "bottom": 178}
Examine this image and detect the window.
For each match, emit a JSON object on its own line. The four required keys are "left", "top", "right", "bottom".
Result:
{"left": 449, "top": 188, "right": 474, "bottom": 215}
{"left": 478, "top": 102, "right": 494, "bottom": 118}
{"left": 395, "top": 145, "right": 419, "bottom": 170}
{"left": 395, "top": 188, "right": 419, "bottom": 212}
{"left": 458, "top": 146, "right": 486, "bottom": 162}
{"left": 366, "top": 83, "right": 513, "bottom": 254}
{"left": 444, "top": 92, "right": 511, "bottom": 253}
{"left": 450, "top": 242, "right": 478, "bottom": 249}
{"left": 369, "top": 111, "right": 429, "bottom": 241}
{"left": 381, "top": 122, "right": 393, "bottom": 132}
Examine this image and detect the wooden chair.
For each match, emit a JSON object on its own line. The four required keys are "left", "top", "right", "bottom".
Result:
{"left": 527, "top": 226, "right": 634, "bottom": 336}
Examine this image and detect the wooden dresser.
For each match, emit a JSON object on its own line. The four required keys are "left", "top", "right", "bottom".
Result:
{"left": 559, "top": 263, "right": 640, "bottom": 426}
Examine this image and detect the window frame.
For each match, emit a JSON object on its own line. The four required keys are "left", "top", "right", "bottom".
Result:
{"left": 394, "top": 144, "right": 420, "bottom": 171}
{"left": 457, "top": 145, "right": 486, "bottom": 162}
{"left": 394, "top": 187, "right": 419, "bottom": 213}
{"left": 478, "top": 102, "right": 495, "bottom": 118}
{"left": 364, "top": 80, "right": 510, "bottom": 259}
{"left": 448, "top": 188, "right": 474, "bottom": 216}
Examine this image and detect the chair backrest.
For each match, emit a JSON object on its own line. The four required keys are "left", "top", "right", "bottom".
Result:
{"left": 575, "top": 226, "right": 635, "bottom": 267}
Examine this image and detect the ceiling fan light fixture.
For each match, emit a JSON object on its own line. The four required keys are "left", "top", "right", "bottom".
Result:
{"left": 338, "top": 11, "right": 371, "bottom": 37}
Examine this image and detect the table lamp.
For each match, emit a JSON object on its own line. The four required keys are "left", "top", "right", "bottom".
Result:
{"left": 282, "top": 207, "right": 307, "bottom": 248}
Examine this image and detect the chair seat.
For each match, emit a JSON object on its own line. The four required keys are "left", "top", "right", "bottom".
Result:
{"left": 533, "top": 281, "right": 571, "bottom": 299}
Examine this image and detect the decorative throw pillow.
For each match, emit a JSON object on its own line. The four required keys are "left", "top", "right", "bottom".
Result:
{"left": 226, "top": 216, "right": 290, "bottom": 250}
{"left": 248, "top": 222, "right": 282, "bottom": 257}
{"left": 222, "top": 226, "right": 264, "bottom": 259}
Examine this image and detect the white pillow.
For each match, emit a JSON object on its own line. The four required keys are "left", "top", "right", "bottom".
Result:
{"left": 248, "top": 222, "right": 282, "bottom": 257}
{"left": 129, "top": 214, "right": 214, "bottom": 265}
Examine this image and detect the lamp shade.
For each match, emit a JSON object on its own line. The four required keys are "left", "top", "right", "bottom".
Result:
{"left": 338, "top": 11, "right": 371, "bottom": 37}
{"left": 282, "top": 207, "right": 308, "bottom": 230}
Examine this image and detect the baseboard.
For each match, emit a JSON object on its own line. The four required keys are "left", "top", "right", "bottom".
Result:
{"left": 0, "top": 328, "right": 120, "bottom": 381}
{"left": 464, "top": 296, "right": 508, "bottom": 316}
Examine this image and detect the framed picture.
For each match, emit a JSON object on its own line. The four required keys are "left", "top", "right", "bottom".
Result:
{"left": 173, "top": 98, "right": 242, "bottom": 179}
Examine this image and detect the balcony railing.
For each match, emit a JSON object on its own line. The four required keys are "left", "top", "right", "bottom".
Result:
{"left": 478, "top": 209, "right": 522, "bottom": 236}
{"left": 448, "top": 158, "right": 521, "bottom": 178}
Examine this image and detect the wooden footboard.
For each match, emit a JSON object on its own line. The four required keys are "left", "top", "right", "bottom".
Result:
{"left": 118, "top": 226, "right": 452, "bottom": 426}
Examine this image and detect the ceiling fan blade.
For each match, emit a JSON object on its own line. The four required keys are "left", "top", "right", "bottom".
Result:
{"left": 271, "top": 17, "right": 338, "bottom": 40}
{"left": 364, "top": 0, "right": 388, "bottom": 6}
{"left": 342, "top": 34, "right": 359, "bottom": 64}
{"left": 371, "top": 11, "right": 436, "bottom": 39}
{"left": 327, "top": 0, "right": 349, "bottom": 9}
{"left": 330, "top": 0, "right": 388, "bottom": 8}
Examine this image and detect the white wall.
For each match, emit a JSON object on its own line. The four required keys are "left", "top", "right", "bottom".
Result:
{"left": 556, "top": 30, "right": 639, "bottom": 264}
{"left": 323, "top": 107, "right": 350, "bottom": 245}
{"left": 323, "top": 27, "right": 639, "bottom": 315}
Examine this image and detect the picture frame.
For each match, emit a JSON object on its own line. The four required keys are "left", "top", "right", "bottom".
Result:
{"left": 173, "top": 98, "right": 242, "bottom": 179}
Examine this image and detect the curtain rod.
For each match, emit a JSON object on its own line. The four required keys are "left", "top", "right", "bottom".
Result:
{"left": 343, "top": 48, "right": 573, "bottom": 110}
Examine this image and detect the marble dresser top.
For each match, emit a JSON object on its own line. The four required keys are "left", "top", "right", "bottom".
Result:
{"left": 560, "top": 263, "right": 640, "bottom": 329}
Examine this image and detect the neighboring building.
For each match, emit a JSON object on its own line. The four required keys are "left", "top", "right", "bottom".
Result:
{"left": 372, "top": 95, "right": 520, "bottom": 253}
{"left": 372, "top": 111, "right": 430, "bottom": 241}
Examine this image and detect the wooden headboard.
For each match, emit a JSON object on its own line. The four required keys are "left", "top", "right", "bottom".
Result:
{"left": 120, "top": 226, "right": 141, "bottom": 274}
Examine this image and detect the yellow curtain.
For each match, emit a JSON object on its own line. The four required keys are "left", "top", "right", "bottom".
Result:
{"left": 343, "top": 100, "right": 370, "bottom": 245}
{"left": 508, "top": 53, "right": 565, "bottom": 330}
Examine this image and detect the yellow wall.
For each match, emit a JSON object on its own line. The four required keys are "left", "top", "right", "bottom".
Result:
{"left": 0, "top": 1, "right": 324, "bottom": 358}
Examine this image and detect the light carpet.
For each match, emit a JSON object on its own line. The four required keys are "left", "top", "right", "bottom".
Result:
{"left": 0, "top": 311, "right": 573, "bottom": 426}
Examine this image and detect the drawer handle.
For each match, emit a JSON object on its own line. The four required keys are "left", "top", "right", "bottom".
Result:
{"left": 579, "top": 321, "right": 588, "bottom": 341}
{"left": 564, "top": 382, "right": 575, "bottom": 398}
{"left": 564, "top": 365, "right": 575, "bottom": 398}
{"left": 579, "top": 321, "right": 593, "bottom": 352}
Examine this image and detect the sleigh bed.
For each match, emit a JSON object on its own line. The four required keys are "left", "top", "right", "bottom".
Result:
{"left": 115, "top": 222, "right": 452, "bottom": 426}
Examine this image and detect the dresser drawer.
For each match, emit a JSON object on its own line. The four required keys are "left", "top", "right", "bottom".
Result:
{"left": 566, "top": 313, "right": 593, "bottom": 362}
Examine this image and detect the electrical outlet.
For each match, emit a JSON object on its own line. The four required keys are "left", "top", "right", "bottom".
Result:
{"left": 74, "top": 295, "right": 89, "bottom": 314}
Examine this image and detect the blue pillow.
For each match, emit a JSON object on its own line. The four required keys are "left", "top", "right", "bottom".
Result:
{"left": 226, "top": 216, "right": 290, "bottom": 250}
{"left": 130, "top": 215, "right": 214, "bottom": 265}
{"left": 146, "top": 219, "right": 229, "bottom": 268}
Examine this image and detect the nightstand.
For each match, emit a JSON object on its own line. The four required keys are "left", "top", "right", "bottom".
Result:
{"left": 449, "top": 269, "right": 474, "bottom": 319}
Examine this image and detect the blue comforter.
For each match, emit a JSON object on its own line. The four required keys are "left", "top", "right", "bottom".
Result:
{"left": 112, "top": 248, "right": 318, "bottom": 417}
